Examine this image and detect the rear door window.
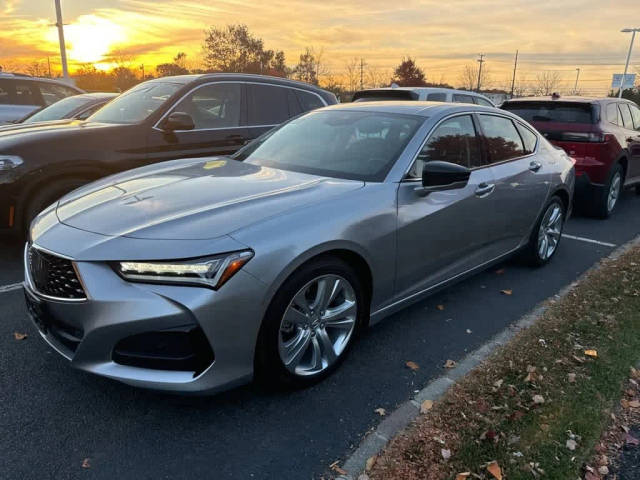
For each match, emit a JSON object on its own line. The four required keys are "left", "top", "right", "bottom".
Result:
{"left": 629, "top": 104, "right": 640, "bottom": 130}
{"left": 453, "top": 94, "right": 475, "bottom": 104}
{"left": 0, "top": 81, "right": 11, "bottom": 104}
{"left": 474, "top": 97, "right": 494, "bottom": 107}
{"left": 607, "top": 103, "right": 621, "bottom": 125}
{"left": 37, "top": 82, "right": 78, "bottom": 106}
{"left": 14, "top": 82, "right": 40, "bottom": 106}
{"left": 296, "top": 90, "right": 325, "bottom": 111}
{"left": 618, "top": 103, "right": 634, "bottom": 130}
{"left": 502, "top": 101, "right": 595, "bottom": 124}
{"left": 426, "top": 92, "right": 447, "bottom": 102}
{"left": 247, "top": 84, "right": 290, "bottom": 126}
{"left": 478, "top": 114, "right": 525, "bottom": 163}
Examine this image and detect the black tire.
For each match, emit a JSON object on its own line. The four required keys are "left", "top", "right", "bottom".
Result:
{"left": 21, "top": 178, "right": 89, "bottom": 234}
{"left": 255, "top": 256, "right": 367, "bottom": 389}
{"left": 590, "top": 163, "right": 623, "bottom": 219}
{"left": 522, "top": 195, "right": 566, "bottom": 267}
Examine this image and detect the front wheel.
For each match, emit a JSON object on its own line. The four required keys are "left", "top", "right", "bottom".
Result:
{"left": 255, "top": 256, "right": 366, "bottom": 388}
{"left": 523, "top": 196, "right": 565, "bottom": 266}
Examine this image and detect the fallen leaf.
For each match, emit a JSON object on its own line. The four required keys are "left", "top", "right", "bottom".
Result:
{"left": 598, "top": 466, "right": 609, "bottom": 476}
{"left": 572, "top": 355, "right": 586, "bottom": 364}
{"left": 495, "top": 268, "right": 505, "bottom": 275}
{"left": 568, "top": 373, "right": 576, "bottom": 383}
{"left": 524, "top": 371, "right": 537, "bottom": 382}
{"left": 13, "top": 332, "right": 27, "bottom": 340}
{"left": 486, "top": 460, "right": 502, "bottom": 480}
{"left": 566, "top": 439, "right": 577, "bottom": 451}
{"left": 533, "top": 394, "right": 545, "bottom": 405}
{"left": 621, "top": 398, "right": 630, "bottom": 409}
{"left": 500, "top": 289, "right": 513, "bottom": 296}
{"left": 628, "top": 400, "right": 640, "bottom": 408}
{"left": 365, "top": 456, "right": 377, "bottom": 471}
{"left": 444, "top": 359, "right": 457, "bottom": 369}
{"left": 441, "top": 448, "right": 451, "bottom": 460}
{"left": 493, "top": 379, "right": 504, "bottom": 389}
{"left": 625, "top": 433, "right": 640, "bottom": 445}
{"left": 330, "top": 462, "right": 347, "bottom": 475}
{"left": 540, "top": 423, "right": 550, "bottom": 432}
{"left": 455, "top": 473, "right": 471, "bottom": 480}
{"left": 406, "top": 361, "right": 419, "bottom": 371}
{"left": 584, "top": 349, "right": 598, "bottom": 358}
{"left": 420, "top": 399, "right": 434, "bottom": 413}
{"left": 374, "top": 407, "right": 386, "bottom": 416}
{"left": 81, "top": 458, "right": 91, "bottom": 469}
{"left": 466, "top": 329, "right": 472, "bottom": 334}
{"left": 436, "top": 304, "right": 445, "bottom": 311}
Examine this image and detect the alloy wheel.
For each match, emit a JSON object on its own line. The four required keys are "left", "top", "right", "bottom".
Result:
{"left": 278, "top": 274, "right": 357, "bottom": 376}
{"left": 537, "top": 202, "right": 563, "bottom": 261}
{"left": 607, "top": 171, "right": 622, "bottom": 213}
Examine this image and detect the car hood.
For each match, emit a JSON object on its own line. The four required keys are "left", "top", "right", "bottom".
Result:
{"left": 56, "top": 157, "right": 364, "bottom": 240}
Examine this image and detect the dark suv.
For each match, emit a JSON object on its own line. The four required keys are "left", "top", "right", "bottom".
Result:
{"left": 502, "top": 96, "right": 640, "bottom": 217}
{"left": 0, "top": 74, "right": 337, "bottom": 233}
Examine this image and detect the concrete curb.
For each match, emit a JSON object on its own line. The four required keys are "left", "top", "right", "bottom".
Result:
{"left": 336, "top": 234, "right": 640, "bottom": 480}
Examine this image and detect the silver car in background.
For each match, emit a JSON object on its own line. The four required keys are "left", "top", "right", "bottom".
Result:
{"left": 23, "top": 102, "right": 575, "bottom": 394}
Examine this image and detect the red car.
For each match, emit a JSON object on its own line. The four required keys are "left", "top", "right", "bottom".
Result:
{"left": 502, "top": 95, "right": 640, "bottom": 217}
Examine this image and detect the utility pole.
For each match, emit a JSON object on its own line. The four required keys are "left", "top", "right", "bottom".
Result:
{"left": 54, "top": 0, "right": 70, "bottom": 82}
{"left": 619, "top": 28, "right": 639, "bottom": 98}
{"left": 359, "top": 58, "right": 367, "bottom": 90}
{"left": 140, "top": 64, "right": 145, "bottom": 80}
{"left": 476, "top": 54, "right": 485, "bottom": 92}
{"left": 47, "top": 56, "right": 52, "bottom": 78}
{"left": 510, "top": 50, "right": 518, "bottom": 97}
{"left": 573, "top": 68, "right": 580, "bottom": 94}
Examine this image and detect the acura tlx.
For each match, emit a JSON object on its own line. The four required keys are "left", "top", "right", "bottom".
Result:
{"left": 23, "top": 102, "right": 574, "bottom": 394}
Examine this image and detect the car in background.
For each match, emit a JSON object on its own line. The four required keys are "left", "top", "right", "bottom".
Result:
{"left": 0, "top": 73, "right": 337, "bottom": 234}
{"left": 24, "top": 102, "right": 574, "bottom": 394}
{"left": 0, "top": 73, "right": 84, "bottom": 124}
{"left": 15, "top": 92, "right": 118, "bottom": 125}
{"left": 502, "top": 95, "right": 640, "bottom": 218}
{"left": 353, "top": 86, "right": 495, "bottom": 106}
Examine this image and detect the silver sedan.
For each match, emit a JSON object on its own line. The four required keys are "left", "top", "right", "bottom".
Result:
{"left": 23, "top": 102, "right": 575, "bottom": 394}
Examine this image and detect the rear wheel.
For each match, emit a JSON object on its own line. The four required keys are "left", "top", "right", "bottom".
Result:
{"left": 523, "top": 195, "right": 565, "bottom": 266}
{"left": 255, "top": 256, "right": 366, "bottom": 388}
{"left": 21, "top": 178, "right": 89, "bottom": 234}
{"left": 590, "top": 164, "right": 623, "bottom": 219}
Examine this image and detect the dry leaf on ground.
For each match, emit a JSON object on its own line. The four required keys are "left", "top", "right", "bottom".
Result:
{"left": 330, "top": 461, "right": 347, "bottom": 475}
{"left": 406, "top": 361, "right": 419, "bottom": 371}
{"left": 628, "top": 400, "right": 640, "bottom": 408}
{"left": 365, "top": 456, "right": 377, "bottom": 471}
{"left": 13, "top": 332, "right": 27, "bottom": 340}
{"left": 441, "top": 448, "right": 451, "bottom": 460}
{"left": 486, "top": 460, "right": 502, "bottom": 480}
{"left": 81, "top": 458, "right": 91, "bottom": 469}
{"left": 533, "top": 394, "right": 545, "bottom": 404}
{"left": 566, "top": 439, "right": 578, "bottom": 450}
{"left": 500, "top": 289, "right": 513, "bottom": 295}
{"left": 374, "top": 408, "right": 386, "bottom": 416}
{"left": 455, "top": 473, "right": 471, "bottom": 480}
{"left": 420, "top": 399, "right": 434, "bottom": 413}
{"left": 437, "top": 304, "right": 445, "bottom": 311}
{"left": 444, "top": 359, "right": 457, "bottom": 369}
{"left": 584, "top": 349, "right": 598, "bottom": 358}
{"left": 568, "top": 373, "right": 576, "bottom": 383}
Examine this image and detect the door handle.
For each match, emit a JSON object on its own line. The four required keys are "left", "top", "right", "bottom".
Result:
{"left": 529, "top": 160, "right": 542, "bottom": 172}
{"left": 475, "top": 182, "right": 495, "bottom": 197}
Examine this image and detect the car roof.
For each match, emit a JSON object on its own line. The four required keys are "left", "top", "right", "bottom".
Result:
{"left": 358, "top": 86, "right": 488, "bottom": 96}
{"left": 504, "top": 95, "right": 615, "bottom": 104}
{"left": 0, "top": 73, "right": 84, "bottom": 91}
{"left": 75, "top": 92, "right": 119, "bottom": 100}
{"left": 320, "top": 100, "right": 498, "bottom": 117}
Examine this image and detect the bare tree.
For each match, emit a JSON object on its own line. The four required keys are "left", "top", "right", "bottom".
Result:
{"left": 344, "top": 58, "right": 360, "bottom": 93}
{"left": 25, "top": 61, "right": 47, "bottom": 77}
{"left": 367, "top": 66, "right": 390, "bottom": 88}
{"left": 458, "top": 64, "right": 491, "bottom": 91}
{"left": 293, "top": 47, "right": 329, "bottom": 85}
{"left": 533, "top": 71, "right": 561, "bottom": 96}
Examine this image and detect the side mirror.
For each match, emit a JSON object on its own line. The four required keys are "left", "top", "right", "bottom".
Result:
{"left": 162, "top": 112, "right": 195, "bottom": 132}
{"left": 416, "top": 161, "right": 471, "bottom": 196}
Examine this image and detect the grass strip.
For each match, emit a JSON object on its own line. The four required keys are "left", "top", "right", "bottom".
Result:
{"left": 368, "top": 244, "right": 640, "bottom": 480}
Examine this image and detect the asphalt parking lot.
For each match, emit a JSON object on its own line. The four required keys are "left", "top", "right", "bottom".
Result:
{"left": 1, "top": 191, "right": 639, "bottom": 480}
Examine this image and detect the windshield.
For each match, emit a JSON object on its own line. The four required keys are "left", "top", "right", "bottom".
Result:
{"left": 24, "top": 95, "right": 88, "bottom": 123}
{"left": 87, "top": 82, "right": 181, "bottom": 124}
{"left": 242, "top": 110, "right": 423, "bottom": 181}
{"left": 502, "top": 101, "right": 596, "bottom": 124}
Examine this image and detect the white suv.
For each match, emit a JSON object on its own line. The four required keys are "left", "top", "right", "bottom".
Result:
{"left": 353, "top": 86, "right": 495, "bottom": 107}
{"left": 0, "top": 73, "right": 84, "bottom": 124}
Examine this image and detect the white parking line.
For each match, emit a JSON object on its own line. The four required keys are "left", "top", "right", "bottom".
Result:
{"left": 562, "top": 234, "right": 617, "bottom": 248}
{"left": 0, "top": 282, "right": 22, "bottom": 294}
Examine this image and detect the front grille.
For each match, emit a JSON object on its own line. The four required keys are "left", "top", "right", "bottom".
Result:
{"left": 28, "top": 246, "right": 86, "bottom": 300}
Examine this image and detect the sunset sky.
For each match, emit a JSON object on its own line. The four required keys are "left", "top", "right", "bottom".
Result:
{"left": 1, "top": 0, "right": 638, "bottom": 94}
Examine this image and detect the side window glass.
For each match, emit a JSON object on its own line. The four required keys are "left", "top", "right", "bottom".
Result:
{"left": 38, "top": 83, "right": 75, "bottom": 106}
{"left": 475, "top": 97, "right": 494, "bottom": 107}
{"left": 453, "top": 94, "right": 474, "bottom": 104}
{"left": 295, "top": 90, "right": 325, "bottom": 112}
{"left": 426, "top": 93, "right": 446, "bottom": 102}
{"left": 618, "top": 104, "right": 634, "bottom": 130}
{"left": 14, "top": 82, "right": 39, "bottom": 106}
{"left": 247, "top": 84, "right": 289, "bottom": 125}
{"left": 409, "top": 115, "right": 482, "bottom": 178}
{"left": 606, "top": 103, "right": 620, "bottom": 125}
{"left": 173, "top": 83, "right": 241, "bottom": 129}
{"left": 629, "top": 104, "right": 640, "bottom": 130}
{"left": 0, "top": 81, "right": 11, "bottom": 105}
{"left": 516, "top": 123, "right": 538, "bottom": 153}
{"left": 76, "top": 104, "right": 103, "bottom": 120}
{"left": 478, "top": 114, "right": 525, "bottom": 163}
{"left": 287, "top": 89, "right": 303, "bottom": 117}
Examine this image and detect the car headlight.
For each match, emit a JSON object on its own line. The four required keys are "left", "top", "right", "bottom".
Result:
{"left": 116, "top": 250, "right": 254, "bottom": 289}
{"left": 0, "top": 155, "right": 23, "bottom": 174}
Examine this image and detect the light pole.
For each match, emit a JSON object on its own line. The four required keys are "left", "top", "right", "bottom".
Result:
{"left": 573, "top": 68, "right": 580, "bottom": 94}
{"left": 54, "top": 0, "right": 70, "bottom": 82}
{"left": 619, "top": 28, "right": 639, "bottom": 98}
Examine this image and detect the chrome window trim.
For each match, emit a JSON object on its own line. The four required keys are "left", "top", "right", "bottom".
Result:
{"left": 152, "top": 80, "right": 328, "bottom": 133}
{"left": 24, "top": 243, "right": 88, "bottom": 303}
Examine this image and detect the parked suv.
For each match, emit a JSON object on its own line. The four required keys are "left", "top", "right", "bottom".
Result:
{"left": 0, "top": 73, "right": 84, "bottom": 124}
{"left": 353, "top": 86, "right": 495, "bottom": 106}
{"left": 0, "top": 74, "right": 337, "bottom": 233}
{"left": 502, "top": 96, "right": 640, "bottom": 217}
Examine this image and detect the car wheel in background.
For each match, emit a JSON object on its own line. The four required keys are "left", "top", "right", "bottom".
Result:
{"left": 255, "top": 256, "right": 366, "bottom": 388}
{"left": 523, "top": 195, "right": 565, "bottom": 267}
{"left": 22, "top": 178, "right": 89, "bottom": 234}
{"left": 591, "top": 163, "right": 623, "bottom": 219}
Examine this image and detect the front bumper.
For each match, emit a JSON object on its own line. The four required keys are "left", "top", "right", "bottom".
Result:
{"left": 23, "top": 242, "right": 268, "bottom": 394}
